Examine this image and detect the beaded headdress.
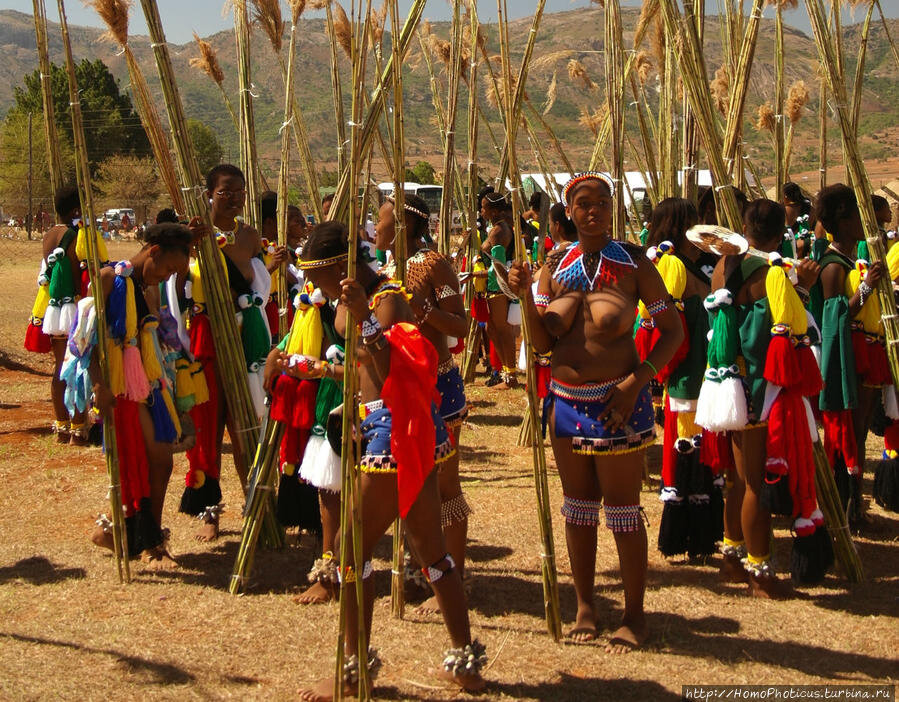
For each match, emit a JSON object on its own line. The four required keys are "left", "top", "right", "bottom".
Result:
{"left": 562, "top": 172, "right": 615, "bottom": 206}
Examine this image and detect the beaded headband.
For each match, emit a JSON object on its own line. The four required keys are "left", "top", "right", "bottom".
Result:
{"left": 386, "top": 195, "right": 429, "bottom": 221}
{"left": 296, "top": 253, "right": 348, "bottom": 270}
{"left": 562, "top": 171, "right": 615, "bottom": 206}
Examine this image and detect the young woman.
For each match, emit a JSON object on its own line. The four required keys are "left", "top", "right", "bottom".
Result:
{"left": 509, "top": 173, "right": 683, "bottom": 651}
{"left": 297, "top": 223, "right": 485, "bottom": 700}
{"left": 480, "top": 192, "right": 520, "bottom": 389}
{"left": 375, "top": 193, "right": 470, "bottom": 615}
{"left": 812, "top": 184, "right": 885, "bottom": 526}
{"left": 180, "top": 164, "right": 272, "bottom": 541}
{"left": 640, "top": 198, "right": 721, "bottom": 561}
{"left": 702, "top": 199, "right": 822, "bottom": 596}
{"left": 782, "top": 182, "right": 813, "bottom": 259}
{"left": 88, "top": 222, "right": 198, "bottom": 566}
{"left": 25, "top": 186, "right": 89, "bottom": 444}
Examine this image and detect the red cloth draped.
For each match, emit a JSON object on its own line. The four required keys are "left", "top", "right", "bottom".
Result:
{"left": 700, "top": 430, "right": 732, "bottom": 476}
{"left": 114, "top": 398, "right": 150, "bottom": 514}
{"left": 822, "top": 409, "right": 859, "bottom": 474}
{"left": 24, "top": 323, "right": 52, "bottom": 353}
{"left": 382, "top": 322, "right": 439, "bottom": 518}
{"left": 766, "top": 389, "right": 816, "bottom": 523}
{"left": 661, "top": 404, "right": 678, "bottom": 489}
{"left": 186, "top": 362, "right": 220, "bottom": 483}
{"left": 271, "top": 375, "right": 318, "bottom": 467}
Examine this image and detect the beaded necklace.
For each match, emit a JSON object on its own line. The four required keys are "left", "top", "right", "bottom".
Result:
{"left": 552, "top": 239, "right": 636, "bottom": 292}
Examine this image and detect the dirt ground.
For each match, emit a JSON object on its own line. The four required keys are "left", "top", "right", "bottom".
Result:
{"left": 0, "top": 238, "right": 896, "bottom": 701}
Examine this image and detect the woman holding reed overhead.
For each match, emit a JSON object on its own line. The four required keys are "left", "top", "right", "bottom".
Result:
{"left": 376, "top": 193, "right": 472, "bottom": 615}
{"left": 297, "top": 222, "right": 485, "bottom": 700}
{"left": 509, "top": 173, "right": 683, "bottom": 652}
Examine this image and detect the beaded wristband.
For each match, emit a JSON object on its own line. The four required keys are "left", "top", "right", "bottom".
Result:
{"left": 645, "top": 298, "right": 668, "bottom": 316}
{"left": 534, "top": 293, "right": 551, "bottom": 308}
{"left": 359, "top": 313, "right": 381, "bottom": 338}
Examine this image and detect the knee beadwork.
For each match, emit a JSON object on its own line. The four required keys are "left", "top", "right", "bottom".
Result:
{"left": 604, "top": 504, "right": 646, "bottom": 533}
{"left": 561, "top": 495, "right": 601, "bottom": 527}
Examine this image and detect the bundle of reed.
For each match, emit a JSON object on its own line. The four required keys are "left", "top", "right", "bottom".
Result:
{"left": 253, "top": 0, "right": 324, "bottom": 223}
{"left": 772, "top": 0, "right": 792, "bottom": 202}
{"left": 819, "top": 71, "right": 828, "bottom": 192}
{"left": 850, "top": 0, "right": 876, "bottom": 136}
{"left": 436, "top": 1, "right": 464, "bottom": 255}
{"left": 783, "top": 80, "right": 810, "bottom": 180}
{"left": 89, "top": 0, "right": 185, "bottom": 215}
{"left": 877, "top": 0, "right": 899, "bottom": 71}
{"left": 31, "top": 0, "right": 64, "bottom": 196}
{"left": 137, "top": 1, "right": 279, "bottom": 535}
{"left": 56, "top": 0, "right": 129, "bottom": 583}
{"left": 656, "top": 21, "right": 679, "bottom": 200}
{"left": 388, "top": 0, "right": 407, "bottom": 622}
{"left": 496, "top": 0, "right": 561, "bottom": 642}
{"left": 189, "top": 33, "right": 240, "bottom": 134}
{"left": 232, "top": 0, "right": 261, "bottom": 231}
{"left": 805, "top": 0, "right": 899, "bottom": 388}
{"left": 493, "top": 0, "right": 547, "bottom": 191}
{"left": 415, "top": 28, "right": 470, "bottom": 240}
{"left": 230, "top": 403, "right": 284, "bottom": 594}
{"left": 327, "top": 0, "right": 427, "bottom": 225}
{"left": 586, "top": 0, "right": 659, "bottom": 172}
{"left": 333, "top": 3, "right": 375, "bottom": 698}
{"left": 629, "top": 71, "right": 660, "bottom": 206}
{"left": 317, "top": 0, "right": 348, "bottom": 173}
{"left": 720, "top": 0, "right": 764, "bottom": 180}
{"left": 681, "top": 0, "right": 704, "bottom": 202}
{"left": 605, "top": 0, "right": 626, "bottom": 240}
{"left": 657, "top": 0, "right": 743, "bottom": 232}
{"left": 812, "top": 440, "right": 864, "bottom": 581}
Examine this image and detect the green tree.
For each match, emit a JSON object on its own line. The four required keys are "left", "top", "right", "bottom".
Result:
{"left": 11, "top": 60, "right": 150, "bottom": 169}
{"left": 410, "top": 160, "right": 436, "bottom": 184}
{"left": 93, "top": 155, "right": 162, "bottom": 225}
{"left": 0, "top": 111, "right": 76, "bottom": 218}
{"left": 186, "top": 119, "right": 223, "bottom": 176}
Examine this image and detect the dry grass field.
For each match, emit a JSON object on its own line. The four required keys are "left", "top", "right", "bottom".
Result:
{"left": 0, "top": 236, "right": 896, "bottom": 701}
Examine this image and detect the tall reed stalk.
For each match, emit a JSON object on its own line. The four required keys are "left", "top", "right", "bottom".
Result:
{"left": 31, "top": 0, "right": 64, "bottom": 196}
{"left": 805, "top": 0, "right": 899, "bottom": 388}
{"left": 89, "top": 0, "right": 185, "bottom": 215}
{"left": 334, "top": 2, "right": 374, "bottom": 698}
{"left": 57, "top": 0, "right": 129, "bottom": 583}
{"left": 137, "top": 0, "right": 278, "bottom": 530}
{"left": 233, "top": 0, "right": 261, "bottom": 230}
{"left": 681, "top": 0, "right": 703, "bottom": 202}
{"left": 496, "top": 0, "right": 561, "bottom": 642}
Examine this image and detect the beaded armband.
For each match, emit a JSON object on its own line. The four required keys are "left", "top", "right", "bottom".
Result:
{"left": 435, "top": 284, "right": 458, "bottom": 300}
{"left": 534, "top": 293, "right": 551, "bottom": 308}
{"left": 645, "top": 298, "right": 669, "bottom": 316}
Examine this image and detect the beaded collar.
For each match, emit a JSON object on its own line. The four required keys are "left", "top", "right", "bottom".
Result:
{"left": 552, "top": 240, "right": 636, "bottom": 292}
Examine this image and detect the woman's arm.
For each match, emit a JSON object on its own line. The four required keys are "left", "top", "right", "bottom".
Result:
{"left": 418, "top": 258, "right": 468, "bottom": 338}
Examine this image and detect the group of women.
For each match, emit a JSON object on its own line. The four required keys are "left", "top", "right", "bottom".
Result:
{"left": 27, "top": 164, "right": 899, "bottom": 700}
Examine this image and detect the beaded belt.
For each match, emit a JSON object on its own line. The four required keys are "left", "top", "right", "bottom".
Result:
{"left": 359, "top": 399, "right": 384, "bottom": 419}
{"left": 550, "top": 376, "right": 628, "bottom": 403}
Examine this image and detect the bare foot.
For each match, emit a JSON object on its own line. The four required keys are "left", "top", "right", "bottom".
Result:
{"left": 416, "top": 594, "right": 441, "bottom": 615}
{"left": 195, "top": 516, "right": 219, "bottom": 542}
{"left": 748, "top": 572, "right": 793, "bottom": 600}
{"left": 299, "top": 676, "right": 367, "bottom": 702}
{"left": 294, "top": 580, "right": 336, "bottom": 605}
{"left": 718, "top": 553, "right": 749, "bottom": 584}
{"left": 567, "top": 605, "right": 598, "bottom": 643}
{"left": 90, "top": 524, "right": 114, "bottom": 551}
{"left": 605, "top": 615, "right": 648, "bottom": 654}
{"left": 140, "top": 546, "right": 179, "bottom": 570}
{"left": 436, "top": 667, "right": 487, "bottom": 693}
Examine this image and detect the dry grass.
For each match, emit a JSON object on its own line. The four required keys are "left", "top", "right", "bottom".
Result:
{"left": 0, "top": 241, "right": 897, "bottom": 700}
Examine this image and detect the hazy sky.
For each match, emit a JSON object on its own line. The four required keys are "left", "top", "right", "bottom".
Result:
{"left": 5, "top": 0, "right": 897, "bottom": 45}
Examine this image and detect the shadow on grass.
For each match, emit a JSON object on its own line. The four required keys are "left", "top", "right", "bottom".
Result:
{"left": 0, "top": 352, "right": 51, "bottom": 376}
{"left": 0, "top": 632, "right": 197, "bottom": 685}
{"left": 373, "top": 674, "right": 680, "bottom": 701}
{"left": 0, "top": 425, "right": 53, "bottom": 437}
{"left": 655, "top": 611, "right": 897, "bottom": 680}
{"left": 0, "top": 556, "right": 86, "bottom": 585}
{"left": 466, "top": 413, "right": 525, "bottom": 428}
{"left": 144, "top": 538, "right": 312, "bottom": 594}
